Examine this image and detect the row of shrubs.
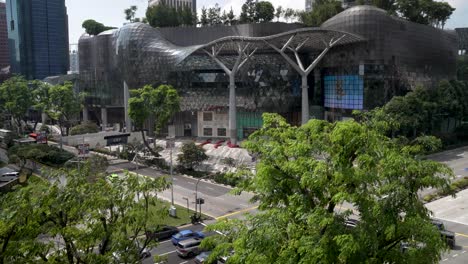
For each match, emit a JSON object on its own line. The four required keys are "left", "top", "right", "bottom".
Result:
{"left": 69, "top": 121, "right": 100, "bottom": 136}
{"left": 8, "top": 144, "right": 74, "bottom": 167}
{"left": 423, "top": 176, "right": 468, "bottom": 203}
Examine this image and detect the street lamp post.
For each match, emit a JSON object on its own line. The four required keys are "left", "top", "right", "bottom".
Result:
{"left": 182, "top": 197, "right": 189, "bottom": 214}
{"left": 166, "top": 134, "right": 176, "bottom": 217}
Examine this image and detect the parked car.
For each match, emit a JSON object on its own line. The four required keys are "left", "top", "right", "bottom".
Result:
{"left": 431, "top": 219, "right": 456, "bottom": 249}
{"left": 171, "top": 229, "right": 205, "bottom": 245}
{"left": 175, "top": 238, "right": 202, "bottom": 258}
{"left": 146, "top": 226, "right": 179, "bottom": 241}
{"left": 1, "top": 171, "right": 19, "bottom": 177}
{"left": 194, "top": 251, "right": 214, "bottom": 264}
{"left": 112, "top": 247, "right": 151, "bottom": 263}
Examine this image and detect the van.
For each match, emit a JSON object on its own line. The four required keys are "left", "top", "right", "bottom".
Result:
{"left": 176, "top": 238, "right": 202, "bottom": 258}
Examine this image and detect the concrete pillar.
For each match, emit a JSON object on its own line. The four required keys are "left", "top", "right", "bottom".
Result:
{"left": 101, "top": 107, "right": 108, "bottom": 131}
{"left": 41, "top": 112, "right": 48, "bottom": 125}
{"left": 148, "top": 116, "right": 155, "bottom": 137}
{"left": 301, "top": 75, "right": 309, "bottom": 125}
{"left": 229, "top": 75, "right": 237, "bottom": 145}
{"left": 82, "top": 106, "right": 89, "bottom": 122}
{"left": 124, "top": 81, "right": 132, "bottom": 132}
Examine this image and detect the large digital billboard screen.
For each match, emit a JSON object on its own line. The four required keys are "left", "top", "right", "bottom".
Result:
{"left": 324, "top": 75, "right": 364, "bottom": 110}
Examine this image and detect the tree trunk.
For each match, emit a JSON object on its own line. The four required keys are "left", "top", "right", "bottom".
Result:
{"left": 141, "top": 130, "right": 160, "bottom": 158}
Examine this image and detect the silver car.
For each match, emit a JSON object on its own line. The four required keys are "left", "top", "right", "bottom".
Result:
{"left": 175, "top": 238, "right": 202, "bottom": 258}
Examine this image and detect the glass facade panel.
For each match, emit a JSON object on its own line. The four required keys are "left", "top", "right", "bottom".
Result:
{"left": 324, "top": 75, "right": 364, "bottom": 110}
{"left": 6, "top": 0, "right": 68, "bottom": 79}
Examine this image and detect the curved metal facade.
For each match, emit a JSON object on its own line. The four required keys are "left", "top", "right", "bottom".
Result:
{"left": 78, "top": 10, "right": 457, "bottom": 128}
{"left": 321, "top": 5, "right": 457, "bottom": 88}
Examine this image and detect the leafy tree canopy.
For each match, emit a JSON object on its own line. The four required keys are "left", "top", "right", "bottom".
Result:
{"left": 255, "top": 1, "right": 275, "bottom": 22}
{"left": 298, "top": 0, "right": 344, "bottom": 27}
{"left": 82, "top": 19, "right": 116, "bottom": 35}
{"left": 47, "top": 82, "right": 83, "bottom": 136}
{"left": 177, "top": 142, "right": 209, "bottom": 170}
{"left": 202, "top": 113, "right": 453, "bottom": 264}
{"left": 0, "top": 75, "right": 32, "bottom": 134}
{"left": 129, "top": 84, "right": 180, "bottom": 157}
{"left": 146, "top": 1, "right": 196, "bottom": 27}
{"left": 0, "top": 165, "right": 170, "bottom": 264}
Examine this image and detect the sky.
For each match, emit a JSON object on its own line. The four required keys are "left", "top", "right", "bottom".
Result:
{"left": 66, "top": 0, "right": 468, "bottom": 45}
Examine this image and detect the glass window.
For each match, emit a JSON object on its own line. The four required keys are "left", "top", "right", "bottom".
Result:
{"left": 217, "top": 128, "right": 227, "bottom": 137}
{"left": 203, "top": 112, "right": 213, "bottom": 121}
{"left": 203, "top": 127, "right": 213, "bottom": 136}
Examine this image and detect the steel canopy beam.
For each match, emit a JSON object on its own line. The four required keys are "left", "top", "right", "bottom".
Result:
{"left": 265, "top": 34, "right": 346, "bottom": 124}
{"left": 203, "top": 41, "right": 257, "bottom": 146}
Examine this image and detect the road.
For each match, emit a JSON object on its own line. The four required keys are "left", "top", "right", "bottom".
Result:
{"left": 111, "top": 165, "right": 256, "bottom": 219}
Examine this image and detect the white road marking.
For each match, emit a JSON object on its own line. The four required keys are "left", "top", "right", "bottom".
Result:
{"left": 452, "top": 254, "right": 458, "bottom": 258}
{"left": 432, "top": 217, "right": 468, "bottom": 227}
{"left": 442, "top": 258, "right": 448, "bottom": 261}
{"left": 159, "top": 250, "right": 176, "bottom": 256}
{"left": 158, "top": 239, "right": 172, "bottom": 245}
{"left": 179, "top": 261, "right": 188, "bottom": 264}
{"left": 187, "top": 182, "right": 195, "bottom": 185}
{"left": 240, "top": 204, "right": 248, "bottom": 207}
{"left": 216, "top": 197, "right": 225, "bottom": 201}
{"left": 462, "top": 251, "right": 466, "bottom": 254}
{"left": 206, "top": 187, "right": 214, "bottom": 190}
{"left": 173, "top": 178, "right": 178, "bottom": 181}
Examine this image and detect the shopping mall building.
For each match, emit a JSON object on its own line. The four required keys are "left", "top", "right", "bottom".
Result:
{"left": 78, "top": 5, "right": 458, "bottom": 144}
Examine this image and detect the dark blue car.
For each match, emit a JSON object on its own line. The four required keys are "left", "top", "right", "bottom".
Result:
{"left": 171, "top": 229, "right": 205, "bottom": 245}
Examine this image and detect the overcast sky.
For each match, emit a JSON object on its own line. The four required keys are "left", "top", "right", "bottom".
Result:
{"left": 66, "top": 0, "right": 468, "bottom": 45}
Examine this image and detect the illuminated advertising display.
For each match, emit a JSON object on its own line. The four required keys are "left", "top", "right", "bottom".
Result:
{"left": 324, "top": 75, "right": 364, "bottom": 110}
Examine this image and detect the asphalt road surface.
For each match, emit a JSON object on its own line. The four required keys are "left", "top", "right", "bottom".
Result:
{"left": 114, "top": 166, "right": 256, "bottom": 219}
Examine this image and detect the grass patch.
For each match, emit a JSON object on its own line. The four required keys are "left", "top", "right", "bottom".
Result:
{"left": 423, "top": 176, "right": 468, "bottom": 203}
{"left": 147, "top": 200, "right": 211, "bottom": 228}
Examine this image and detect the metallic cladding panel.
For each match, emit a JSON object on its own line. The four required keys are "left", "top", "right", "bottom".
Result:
{"left": 455, "top": 28, "right": 468, "bottom": 50}
{"left": 321, "top": 5, "right": 457, "bottom": 88}
{"left": 157, "top": 22, "right": 305, "bottom": 46}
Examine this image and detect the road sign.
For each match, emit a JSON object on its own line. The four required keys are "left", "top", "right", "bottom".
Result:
{"left": 78, "top": 144, "right": 90, "bottom": 157}
{"left": 196, "top": 198, "right": 205, "bottom": 205}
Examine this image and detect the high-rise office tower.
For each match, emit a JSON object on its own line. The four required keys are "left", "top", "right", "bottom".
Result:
{"left": 69, "top": 44, "right": 79, "bottom": 74}
{"left": 6, "top": 0, "right": 69, "bottom": 80}
{"left": 0, "top": 1, "right": 9, "bottom": 72}
{"left": 149, "top": 0, "right": 196, "bottom": 13}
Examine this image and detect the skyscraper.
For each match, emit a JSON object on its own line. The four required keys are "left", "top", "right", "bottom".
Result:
{"left": 149, "top": 0, "right": 196, "bottom": 13}
{"left": 0, "top": 1, "right": 9, "bottom": 72}
{"left": 6, "top": 0, "right": 69, "bottom": 80}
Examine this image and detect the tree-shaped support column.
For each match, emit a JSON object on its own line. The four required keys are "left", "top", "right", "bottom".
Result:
{"left": 265, "top": 34, "right": 345, "bottom": 124}
{"left": 204, "top": 42, "right": 257, "bottom": 146}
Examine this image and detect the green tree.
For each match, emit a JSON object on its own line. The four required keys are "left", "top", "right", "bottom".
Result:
{"left": 124, "top": 5, "right": 138, "bottom": 22}
{"left": 202, "top": 113, "right": 453, "bottom": 264}
{"left": 275, "top": 6, "right": 283, "bottom": 22}
{"left": 255, "top": 1, "right": 275, "bottom": 22}
{"left": 128, "top": 84, "right": 180, "bottom": 158}
{"left": 373, "top": 0, "right": 454, "bottom": 28}
{"left": 180, "top": 6, "right": 196, "bottom": 26}
{"left": 0, "top": 183, "right": 51, "bottom": 264}
{"left": 0, "top": 76, "right": 32, "bottom": 134}
{"left": 240, "top": 0, "right": 257, "bottom": 23}
{"left": 146, "top": 1, "right": 181, "bottom": 28}
{"left": 177, "top": 142, "right": 209, "bottom": 171}
{"left": 207, "top": 4, "right": 222, "bottom": 26}
{"left": 82, "top": 19, "right": 115, "bottom": 35}
{"left": 227, "top": 7, "right": 236, "bottom": 25}
{"left": 31, "top": 80, "right": 51, "bottom": 130}
{"left": 299, "top": 0, "right": 343, "bottom": 26}
{"left": 47, "top": 82, "right": 82, "bottom": 137}
{"left": 283, "top": 8, "right": 297, "bottom": 22}
{"left": 200, "top": 6, "right": 209, "bottom": 26}
{"left": 0, "top": 164, "right": 169, "bottom": 264}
